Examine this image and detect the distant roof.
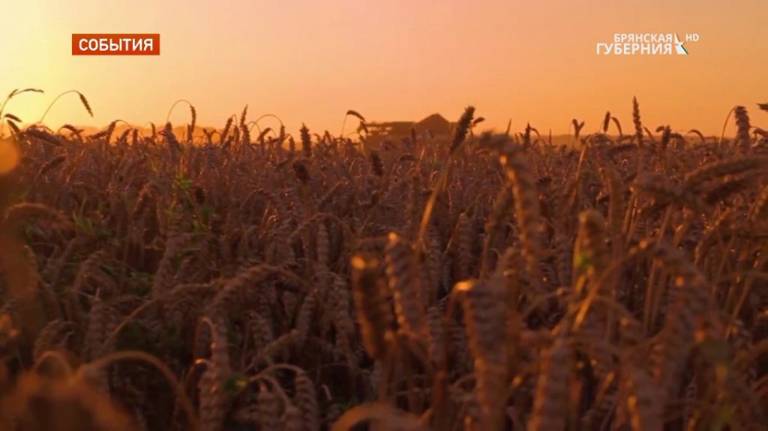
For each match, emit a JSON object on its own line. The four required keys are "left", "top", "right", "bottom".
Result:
{"left": 367, "top": 113, "right": 454, "bottom": 136}
{"left": 416, "top": 113, "right": 451, "bottom": 134}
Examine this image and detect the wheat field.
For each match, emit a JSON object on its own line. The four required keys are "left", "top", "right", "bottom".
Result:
{"left": 0, "top": 93, "right": 767, "bottom": 430}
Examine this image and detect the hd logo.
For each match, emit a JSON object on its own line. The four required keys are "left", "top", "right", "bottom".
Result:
{"left": 596, "top": 33, "right": 699, "bottom": 56}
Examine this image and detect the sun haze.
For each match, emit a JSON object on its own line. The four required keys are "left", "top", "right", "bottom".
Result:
{"left": 1, "top": 0, "right": 766, "bottom": 134}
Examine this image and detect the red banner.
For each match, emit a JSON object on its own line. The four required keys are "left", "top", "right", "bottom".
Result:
{"left": 72, "top": 34, "right": 160, "bottom": 55}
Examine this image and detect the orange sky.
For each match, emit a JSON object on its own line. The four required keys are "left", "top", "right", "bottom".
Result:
{"left": 1, "top": 0, "right": 766, "bottom": 135}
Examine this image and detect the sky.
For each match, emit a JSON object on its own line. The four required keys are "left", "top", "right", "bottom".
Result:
{"left": 0, "top": 0, "right": 766, "bottom": 135}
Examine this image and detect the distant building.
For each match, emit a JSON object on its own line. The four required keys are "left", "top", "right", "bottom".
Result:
{"left": 366, "top": 113, "right": 454, "bottom": 142}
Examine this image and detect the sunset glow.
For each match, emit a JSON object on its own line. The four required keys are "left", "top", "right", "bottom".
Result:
{"left": 2, "top": 0, "right": 766, "bottom": 134}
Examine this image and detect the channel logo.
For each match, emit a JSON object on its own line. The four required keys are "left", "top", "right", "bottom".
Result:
{"left": 596, "top": 32, "right": 699, "bottom": 56}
